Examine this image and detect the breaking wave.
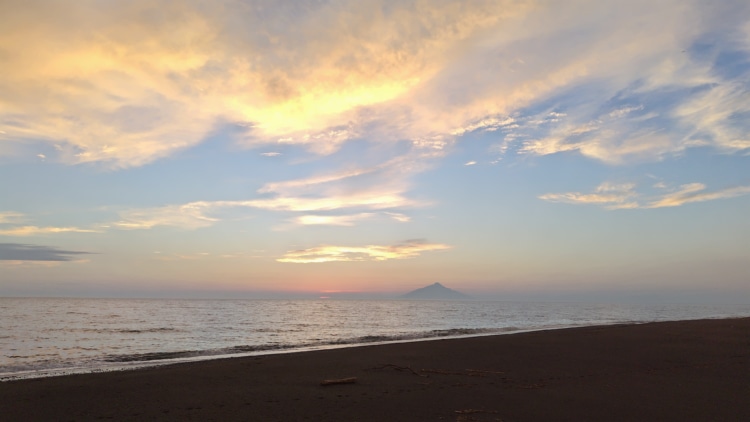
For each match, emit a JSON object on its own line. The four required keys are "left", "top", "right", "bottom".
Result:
{"left": 102, "top": 327, "right": 515, "bottom": 364}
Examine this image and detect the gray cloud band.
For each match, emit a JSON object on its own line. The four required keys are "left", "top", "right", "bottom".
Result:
{"left": 0, "top": 243, "right": 92, "bottom": 261}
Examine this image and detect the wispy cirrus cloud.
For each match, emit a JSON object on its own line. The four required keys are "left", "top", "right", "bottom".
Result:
{"left": 0, "top": 226, "right": 100, "bottom": 236}
{"left": 114, "top": 201, "right": 242, "bottom": 230}
{"left": 121, "top": 176, "right": 749, "bottom": 231}
{"left": 0, "top": 243, "right": 92, "bottom": 261}
{"left": 515, "top": 100, "right": 685, "bottom": 164}
{"left": 647, "top": 184, "right": 750, "bottom": 208}
{"left": 277, "top": 239, "right": 451, "bottom": 263}
{"left": 113, "top": 151, "right": 432, "bottom": 230}
{"left": 0, "top": 212, "right": 25, "bottom": 224}
{"left": 516, "top": 106, "right": 680, "bottom": 164}
{"left": 0, "top": 212, "right": 101, "bottom": 236}
{"left": 505, "top": 34, "right": 750, "bottom": 165}
{"left": 539, "top": 182, "right": 639, "bottom": 210}
{"left": 253, "top": 151, "right": 437, "bottom": 212}
{"left": 113, "top": 193, "right": 419, "bottom": 230}
{"left": 540, "top": 181, "right": 750, "bottom": 209}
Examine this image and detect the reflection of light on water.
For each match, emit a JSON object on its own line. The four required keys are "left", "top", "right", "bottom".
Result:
{"left": 2, "top": 298, "right": 749, "bottom": 380}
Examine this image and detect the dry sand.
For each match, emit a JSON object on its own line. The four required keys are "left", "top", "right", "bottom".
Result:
{"left": 1, "top": 317, "right": 748, "bottom": 421}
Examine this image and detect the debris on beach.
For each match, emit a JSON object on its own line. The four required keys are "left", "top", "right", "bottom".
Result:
{"left": 320, "top": 377, "right": 357, "bottom": 386}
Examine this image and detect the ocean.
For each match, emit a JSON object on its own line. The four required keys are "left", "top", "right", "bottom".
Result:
{"left": 2, "top": 298, "right": 749, "bottom": 381}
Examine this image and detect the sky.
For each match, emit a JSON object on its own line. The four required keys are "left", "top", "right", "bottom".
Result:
{"left": 1, "top": 0, "right": 749, "bottom": 302}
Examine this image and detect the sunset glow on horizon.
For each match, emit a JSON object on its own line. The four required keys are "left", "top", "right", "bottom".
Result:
{"left": 1, "top": 1, "right": 749, "bottom": 302}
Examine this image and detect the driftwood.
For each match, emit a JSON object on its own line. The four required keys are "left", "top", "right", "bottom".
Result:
{"left": 320, "top": 377, "right": 357, "bottom": 386}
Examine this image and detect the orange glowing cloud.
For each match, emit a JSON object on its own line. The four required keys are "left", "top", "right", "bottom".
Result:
{"left": 277, "top": 240, "right": 451, "bottom": 263}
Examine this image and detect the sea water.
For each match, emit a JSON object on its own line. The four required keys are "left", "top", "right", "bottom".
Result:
{"left": 2, "top": 298, "right": 749, "bottom": 381}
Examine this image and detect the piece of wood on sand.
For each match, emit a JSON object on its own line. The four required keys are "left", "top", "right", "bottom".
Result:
{"left": 320, "top": 377, "right": 357, "bottom": 386}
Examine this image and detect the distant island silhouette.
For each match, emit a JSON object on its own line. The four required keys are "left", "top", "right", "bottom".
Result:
{"left": 401, "top": 282, "right": 470, "bottom": 300}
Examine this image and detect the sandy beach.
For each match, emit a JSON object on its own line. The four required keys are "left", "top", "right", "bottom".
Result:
{"left": 1, "top": 317, "right": 748, "bottom": 421}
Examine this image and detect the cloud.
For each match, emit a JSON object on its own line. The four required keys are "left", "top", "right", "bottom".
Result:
{"left": 114, "top": 201, "right": 227, "bottom": 229}
{"left": 277, "top": 239, "right": 451, "bottom": 263}
{"left": 511, "top": 27, "right": 750, "bottom": 164}
{"left": 285, "top": 211, "right": 411, "bottom": 227}
{"left": 384, "top": 212, "right": 411, "bottom": 223}
{"left": 540, "top": 181, "right": 750, "bottom": 209}
{"left": 451, "top": 117, "right": 517, "bottom": 137}
{"left": 0, "top": 213, "right": 101, "bottom": 236}
{"left": 517, "top": 104, "right": 692, "bottom": 164}
{"left": 646, "top": 184, "right": 750, "bottom": 208}
{"left": 4, "top": 0, "right": 748, "bottom": 259}
{"left": 484, "top": 5, "right": 749, "bottom": 165}
{"left": 114, "top": 155, "right": 429, "bottom": 229}
{"left": 0, "top": 243, "right": 92, "bottom": 261}
{"left": 0, "top": 226, "right": 100, "bottom": 236}
{"left": 113, "top": 202, "right": 218, "bottom": 230}
{"left": 0, "top": 0, "right": 531, "bottom": 167}
{"left": 519, "top": 81, "right": 750, "bottom": 164}
{"left": 671, "top": 82, "right": 750, "bottom": 152}
{"left": 4, "top": 1, "right": 746, "bottom": 170}
{"left": 252, "top": 151, "right": 436, "bottom": 212}
{"left": 113, "top": 196, "right": 410, "bottom": 231}
{"left": 289, "top": 213, "right": 375, "bottom": 227}
{"left": 539, "top": 182, "right": 639, "bottom": 210}
{"left": 0, "top": 212, "right": 25, "bottom": 224}
{"left": 246, "top": 192, "right": 421, "bottom": 213}
{"left": 114, "top": 193, "right": 419, "bottom": 230}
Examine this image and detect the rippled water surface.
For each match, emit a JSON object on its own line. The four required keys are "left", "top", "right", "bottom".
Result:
{"left": 2, "top": 298, "right": 749, "bottom": 380}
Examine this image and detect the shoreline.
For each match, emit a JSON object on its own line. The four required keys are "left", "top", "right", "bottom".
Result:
{"left": 0, "top": 317, "right": 722, "bottom": 382}
{"left": 0, "top": 325, "right": 567, "bottom": 382}
{"left": 2, "top": 317, "right": 748, "bottom": 421}
{"left": 0, "top": 316, "right": 745, "bottom": 382}
{"left": 0, "top": 324, "right": 571, "bottom": 382}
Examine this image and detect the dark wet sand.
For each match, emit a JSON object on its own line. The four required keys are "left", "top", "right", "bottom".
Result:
{"left": 1, "top": 317, "right": 748, "bottom": 421}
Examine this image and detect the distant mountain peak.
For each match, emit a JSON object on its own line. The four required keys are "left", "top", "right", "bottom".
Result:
{"left": 401, "top": 282, "right": 470, "bottom": 300}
